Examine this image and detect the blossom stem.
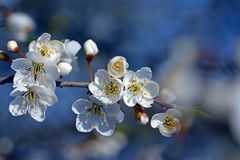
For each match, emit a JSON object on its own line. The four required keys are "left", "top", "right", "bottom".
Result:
{"left": 87, "top": 61, "right": 93, "bottom": 82}
{"left": 17, "top": 50, "right": 26, "bottom": 58}
{"left": 0, "top": 75, "right": 89, "bottom": 87}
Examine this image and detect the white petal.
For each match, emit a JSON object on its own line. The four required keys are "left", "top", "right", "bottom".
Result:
{"left": 88, "top": 82, "right": 104, "bottom": 97}
{"left": 30, "top": 85, "right": 57, "bottom": 106}
{"left": 37, "top": 33, "right": 51, "bottom": 44}
{"left": 159, "top": 125, "right": 174, "bottom": 137}
{"left": 137, "top": 96, "right": 153, "bottom": 108}
{"left": 89, "top": 95, "right": 105, "bottom": 106}
{"left": 10, "top": 87, "right": 26, "bottom": 96}
{"left": 95, "top": 116, "right": 115, "bottom": 136}
{"left": 136, "top": 67, "right": 152, "bottom": 80}
{"left": 44, "top": 60, "right": 60, "bottom": 80}
{"left": 28, "top": 105, "right": 47, "bottom": 122}
{"left": 94, "top": 69, "right": 110, "bottom": 86}
{"left": 143, "top": 81, "right": 159, "bottom": 98}
{"left": 103, "top": 103, "right": 124, "bottom": 123}
{"left": 9, "top": 96, "right": 27, "bottom": 116}
{"left": 166, "top": 109, "right": 183, "bottom": 120}
{"left": 76, "top": 113, "right": 95, "bottom": 133}
{"left": 11, "top": 58, "right": 31, "bottom": 71}
{"left": 65, "top": 40, "right": 81, "bottom": 57}
{"left": 47, "top": 40, "right": 64, "bottom": 54}
{"left": 123, "top": 71, "right": 135, "bottom": 87}
{"left": 72, "top": 99, "right": 92, "bottom": 115}
{"left": 151, "top": 113, "right": 165, "bottom": 128}
{"left": 28, "top": 40, "right": 37, "bottom": 51}
{"left": 26, "top": 51, "right": 45, "bottom": 63}
{"left": 123, "top": 91, "right": 137, "bottom": 107}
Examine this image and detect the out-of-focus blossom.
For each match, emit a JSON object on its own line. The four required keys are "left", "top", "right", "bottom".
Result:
{"left": 107, "top": 56, "right": 129, "bottom": 78}
{"left": 123, "top": 67, "right": 159, "bottom": 108}
{"left": 151, "top": 109, "right": 182, "bottom": 137}
{"left": 83, "top": 39, "right": 99, "bottom": 61}
{"left": 72, "top": 96, "right": 124, "bottom": 136}
{"left": 29, "top": 33, "right": 64, "bottom": 63}
{"left": 11, "top": 51, "right": 59, "bottom": 90}
{"left": 7, "top": 40, "right": 19, "bottom": 53}
{"left": 9, "top": 84, "right": 57, "bottom": 122}
{"left": 6, "top": 12, "right": 36, "bottom": 42}
{"left": 89, "top": 69, "right": 124, "bottom": 104}
{"left": 58, "top": 62, "right": 72, "bottom": 76}
{"left": 159, "top": 88, "right": 176, "bottom": 104}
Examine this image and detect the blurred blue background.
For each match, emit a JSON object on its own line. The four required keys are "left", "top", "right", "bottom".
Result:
{"left": 1, "top": 0, "right": 240, "bottom": 160}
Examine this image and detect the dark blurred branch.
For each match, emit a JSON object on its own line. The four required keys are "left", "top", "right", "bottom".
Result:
{"left": 0, "top": 75, "right": 89, "bottom": 88}
{"left": 154, "top": 98, "right": 176, "bottom": 110}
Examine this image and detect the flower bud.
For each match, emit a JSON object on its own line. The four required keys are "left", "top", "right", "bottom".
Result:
{"left": 107, "top": 56, "right": 129, "bottom": 78}
{"left": 0, "top": 51, "right": 12, "bottom": 62}
{"left": 83, "top": 39, "right": 99, "bottom": 62}
{"left": 58, "top": 62, "right": 72, "bottom": 76}
{"left": 135, "top": 105, "right": 149, "bottom": 125}
{"left": 7, "top": 40, "right": 19, "bottom": 53}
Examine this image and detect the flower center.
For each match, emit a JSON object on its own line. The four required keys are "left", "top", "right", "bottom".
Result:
{"left": 22, "top": 89, "right": 37, "bottom": 107}
{"left": 90, "top": 103, "right": 108, "bottom": 126}
{"left": 128, "top": 82, "right": 142, "bottom": 96}
{"left": 105, "top": 81, "right": 118, "bottom": 95}
{"left": 163, "top": 116, "right": 175, "bottom": 130}
{"left": 31, "top": 62, "right": 45, "bottom": 81}
{"left": 37, "top": 44, "right": 56, "bottom": 58}
{"left": 112, "top": 59, "right": 124, "bottom": 73}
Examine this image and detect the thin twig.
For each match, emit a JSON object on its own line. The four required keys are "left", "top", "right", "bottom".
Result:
{"left": 0, "top": 75, "right": 89, "bottom": 88}
{"left": 87, "top": 61, "right": 93, "bottom": 82}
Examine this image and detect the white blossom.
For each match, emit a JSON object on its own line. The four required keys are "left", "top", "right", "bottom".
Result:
{"left": 123, "top": 67, "right": 159, "bottom": 108}
{"left": 11, "top": 51, "right": 59, "bottom": 90}
{"left": 107, "top": 56, "right": 129, "bottom": 78}
{"left": 59, "top": 39, "right": 81, "bottom": 74}
{"left": 151, "top": 109, "right": 182, "bottom": 137}
{"left": 159, "top": 88, "right": 176, "bottom": 104}
{"left": 72, "top": 96, "right": 124, "bottom": 136}
{"left": 83, "top": 39, "right": 99, "bottom": 57}
{"left": 6, "top": 12, "right": 36, "bottom": 42}
{"left": 9, "top": 84, "right": 57, "bottom": 122}
{"left": 28, "top": 33, "right": 64, "bottom": 63}
{"left": 89, "top": 69, "right": 124, "bottom": 104}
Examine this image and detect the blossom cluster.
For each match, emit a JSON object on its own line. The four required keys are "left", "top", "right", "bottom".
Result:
{"left": 9, "top": 33, "right": 82, "bottom": 122}
{"left": 7, "top": 32, "right": 183, "bottom": 137}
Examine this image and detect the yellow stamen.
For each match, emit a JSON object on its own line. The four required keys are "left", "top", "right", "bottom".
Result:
{"left": 105, "top": 81, "right": 118, "bottom": 95}
{"left": 163, "top": 115, "right": 175, "bottom": 129}
{"left": 112, "top": 59, "right": 124, "bottom": 73}
{"left": 128, "top": 81, "right": 142, "bottom": 96}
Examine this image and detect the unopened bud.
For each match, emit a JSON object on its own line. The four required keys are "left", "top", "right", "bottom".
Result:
{"left": 83, "top": 39, "right": 99, "bottom": 62}
{"left": 0, "top": 51, "right": 12, "bottom": 62}
{"left": 58, "top": 62, "right": 72, "bottom": 76}
{"left": 7, "top": 40, "right": 19, "bottom": 53}
{"left": 135, "top": 106, "right": 149, "bottom": 125}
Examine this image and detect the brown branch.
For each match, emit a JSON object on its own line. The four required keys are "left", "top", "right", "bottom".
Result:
{"left": 0, "top": 75, "right": 89, "bottom": 88}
